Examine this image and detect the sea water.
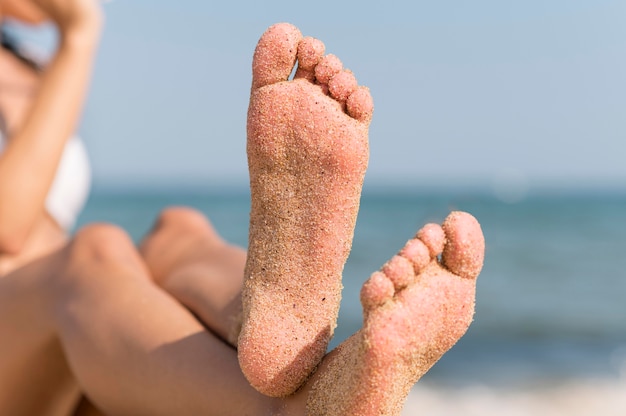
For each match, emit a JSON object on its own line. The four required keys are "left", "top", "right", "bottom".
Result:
{"left": 75, "top": 187, "right": 626, "bottom": 414}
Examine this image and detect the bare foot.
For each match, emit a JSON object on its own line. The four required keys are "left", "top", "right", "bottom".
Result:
{"left": 299, "top": 211, "right": 484, "bottom": 415}
{"left": 138, "top": 207, "right": 246, "bottom": 346}
{"left": 240, "top": 23, "right": 373, "bottom": 397}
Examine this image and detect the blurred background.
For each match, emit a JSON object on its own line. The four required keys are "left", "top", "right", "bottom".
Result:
{"left": 7, "top": 0, "right": 626, "bottom": 414}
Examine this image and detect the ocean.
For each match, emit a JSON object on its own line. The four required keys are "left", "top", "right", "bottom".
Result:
{"left": 75, "top": 187, "right": 626, "bottom": 414}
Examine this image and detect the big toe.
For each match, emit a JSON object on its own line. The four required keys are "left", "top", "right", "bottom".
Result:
{"left": 441, "top": 211, "right": 485, "bottom": 280}
{"left": 252, "top": 23, "right": 303, "bottom": 90}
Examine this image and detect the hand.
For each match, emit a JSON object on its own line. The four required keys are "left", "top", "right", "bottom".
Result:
{"left": 0, "top": 0, "right": 48, "bottom": 24}
{"left": 29, "top": 0, "right": 103, "bottom": 39}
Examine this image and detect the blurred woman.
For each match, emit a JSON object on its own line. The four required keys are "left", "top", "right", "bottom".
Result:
{"left": 0, "top": 0, "right": 102, "bottom": 413}
{"left": 0, "top": 3, "right": 289, "bottom": 414}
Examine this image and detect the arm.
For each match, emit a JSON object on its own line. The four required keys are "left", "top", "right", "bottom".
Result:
{"left": 0, "top": 0, "right": 102, "bottom": 253}
{"left": 1, "top": 0, "right": 47, "bottom": 24}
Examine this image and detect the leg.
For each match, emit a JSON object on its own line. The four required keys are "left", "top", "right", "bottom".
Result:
{"left": 0, "top": 251, "right": 81, "bottom": 416}
{"left": 48, "top": 224, "right": 283, "bottom": 416}
{"left": 137, "top": 209, "right": 484, "bottom": 415}
{"left": 72, "top": 397, "right": 105, "bottom": 416}
{"left": 242, "top": 22, "right": 374, "bottom": 397}
{"left": 139, "top": 206, "right": 245, "bottom": 346}
{"left": 134, "top": 23, "right": 481, "bottom": 414}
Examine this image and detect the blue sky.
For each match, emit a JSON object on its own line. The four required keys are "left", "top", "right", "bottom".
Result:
{"left": 15, "top": 0, "right": 626, "bottom": 192}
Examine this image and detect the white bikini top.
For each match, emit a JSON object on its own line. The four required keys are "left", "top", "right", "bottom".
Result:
{"left": 0, "top": 132, "right": 91, "bottom": 231}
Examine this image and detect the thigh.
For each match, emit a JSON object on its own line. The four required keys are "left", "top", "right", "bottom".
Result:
{"left": 0, "top": 250, "right": 80, "bottom": 416}
{"left": 53, "top": 224, "right": 277, "bottom": 416}
{"left": 72, "top": 397, "right": 105, "bottom": 416}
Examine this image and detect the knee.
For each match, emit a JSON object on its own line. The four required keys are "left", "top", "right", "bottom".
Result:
{"left": 149, "top": 207, "right": 218, "bottom": 245}
{"left": 69, "top": 223, "right": 136, "bottom": 266}
{"left": 154, "top": 206, "right": 212, "bottom": 234}
{"left": 53, "top": 224, "right": 146, "bottom": 306}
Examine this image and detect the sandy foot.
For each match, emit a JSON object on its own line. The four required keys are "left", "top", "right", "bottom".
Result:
{"left": 239, "top": 23, "right": 373, "bottom": 397}
{"left": 304, "top": 211, "right": 484, "bottom": 415}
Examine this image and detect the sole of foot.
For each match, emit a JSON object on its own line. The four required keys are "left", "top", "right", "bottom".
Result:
{"left": 240, "top": 22, "right": 373, "bottom": 397}
{"left": 304, "top": 211, "right": 484, "bottom": 415}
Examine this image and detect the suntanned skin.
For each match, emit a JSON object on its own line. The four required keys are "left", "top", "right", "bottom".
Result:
{"left": 0, "top": 0, "right": 102, "bottom": 254}
{"left": 140, "top": 24, "right": 484, "bottom": 415}
{"left": 0, "top": 0, "right": 102, "bottom": 414}
{"left": 0, "top": 17, "right": 484, "bottom": 416}
{"left": 1, "top": 205, "right": 481, "bottom": 416}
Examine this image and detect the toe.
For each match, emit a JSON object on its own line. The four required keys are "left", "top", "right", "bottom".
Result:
{"left": 328, "top": 70, "right": 358, "bottom": 102}
{"left": 382, "top": 255, "right": 415, "bottom": 290}
{"left": 399, "top": 238, "right": 431, "bottom": 274}
{"left": 360, "top": 271, "right": 395, "bottom": 311}
{"left": 252, "top": 23, "right": 303, "bottom": 90}
{"left": 441, "top": 211, "right": 485, "bottom": 280}
{"left": 294, "top": 37, "right": 325, "bottom": 81}
{"left": 314, "top": 54, "right": 343, "bottom": 85}
{"left": 346, "top": 86, "right": 374, "bottom": 123}
{"left": 417, "top": 223, "right": 445, "bottom": 258}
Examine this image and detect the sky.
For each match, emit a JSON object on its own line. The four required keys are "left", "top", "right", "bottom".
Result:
{"left": 11, "top": 0, "right": 626, "bottom": 193}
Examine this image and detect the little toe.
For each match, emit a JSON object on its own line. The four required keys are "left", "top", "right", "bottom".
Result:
{"left": 441, "top": 211, "right": 485, "bottom": 280}
{"left": 416, "top": 223, "right": 445, "bottom": 258}
{"left": 294, "top": 37, "right": 325, "bottom": 82}
{"left": 252, "top": 23, "right": 303, "bottom": 90}
{"left": 360, "top": 271, "right": 395, "bottom": 311}
{"left": 346, "top": 86, "right": 374, "bottom": 123}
